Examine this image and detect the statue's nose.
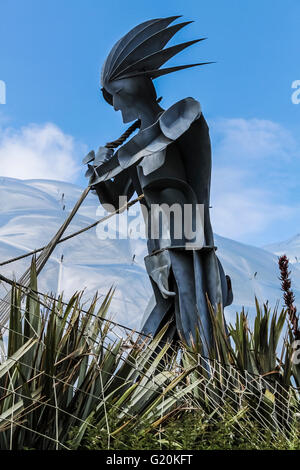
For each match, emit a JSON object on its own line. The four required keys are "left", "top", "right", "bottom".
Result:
{"left": 113, "top": 95, "right": 120, "bottom": 111}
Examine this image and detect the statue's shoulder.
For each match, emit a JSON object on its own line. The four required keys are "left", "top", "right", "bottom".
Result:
{"left": 159, "top": 97, "right": 202, "bottom": 140}
{"left": 117, "top": 98, "right": 202, "bottom": 173}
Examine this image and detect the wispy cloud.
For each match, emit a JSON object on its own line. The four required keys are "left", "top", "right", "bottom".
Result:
{"left": 0, "top": 121, "right": 83, "bottom": 182}
{"left": 210, "top": 118, "right": 300, "bottom": 245}
{"left": 212, "top": 118, "right": 297, "bottom": 163}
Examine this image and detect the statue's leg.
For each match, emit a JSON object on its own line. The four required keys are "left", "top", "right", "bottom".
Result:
{"left": 170, "top": 248, "right": 232, "bottom": 352}
{"left": 140, "top": 177, "right": 232, "bottom": 351}
{"left": 141, "top": 253, "right": 231, "bottom": 353}
{"left": 140, "top": 275, "right": 179, "bottom": 369}
{"left": 168, "top": 249, "right": 213, "bottom": 353}
{"left": 140, "top": 274, "right": 173, "bottom": 338}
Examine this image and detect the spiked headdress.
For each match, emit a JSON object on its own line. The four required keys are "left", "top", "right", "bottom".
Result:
{"left": 101, "top": 16, "right": 211, "bottom": 104}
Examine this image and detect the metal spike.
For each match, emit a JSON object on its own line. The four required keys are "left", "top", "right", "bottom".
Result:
{"left": 118, "top": 62, "right": 215, "bottom": 80}
{"left": 114, "top": 39, "right": 206, "bottom": 79}
{"left": 110, "top": 21, "right": 193, "bottom": 80}
{"left": 102, "top": 18, "right": 163, "bottom": 79}
{"left": 150, "top": 62, "right": 215, "bottom": 78}
{"left": 103, "top": 16, "right": 181, "bottom": 82}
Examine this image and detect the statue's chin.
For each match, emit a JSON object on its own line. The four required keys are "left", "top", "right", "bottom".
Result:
{"left": 120, "top": 109, "right": 138, "bottom": 124}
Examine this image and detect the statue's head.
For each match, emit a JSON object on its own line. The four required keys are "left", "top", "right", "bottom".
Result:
{"left": 100, "top": 16, "right": 211, "bottom": 123}
{"left": 102, "top": 76, "right": 158, "bottom": 123}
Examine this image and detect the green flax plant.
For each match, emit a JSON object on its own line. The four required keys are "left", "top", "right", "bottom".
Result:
{"left": 0, "top": 260, "right": 200, "bottom": 450}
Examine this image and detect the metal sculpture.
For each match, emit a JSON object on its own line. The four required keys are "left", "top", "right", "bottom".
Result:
{"left": 83, "top": 16, "right": 233, "bottom": 352}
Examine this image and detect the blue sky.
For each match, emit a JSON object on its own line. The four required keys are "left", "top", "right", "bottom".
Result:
{"left": 0, "top": 0, "right": 299, "bottom": 247}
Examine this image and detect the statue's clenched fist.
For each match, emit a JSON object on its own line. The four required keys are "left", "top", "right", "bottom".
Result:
{"left": 94, "top": 147, "right": 114, "bottom": 165}
{"left": 82, "top": 147, "right": 114, "bottom": 184}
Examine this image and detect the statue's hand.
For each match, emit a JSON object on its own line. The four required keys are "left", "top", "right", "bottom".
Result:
{"left": 82, "top": 150, "right": 95, "bottom": 165}
{"left": 82, "top": 147, "right": 114, "bottom": 185}
{"left": 156, "top": 272, "right": 176, "bottom": 299}
{"left": 94, "top": 146, "right": 114, "bottom": 166}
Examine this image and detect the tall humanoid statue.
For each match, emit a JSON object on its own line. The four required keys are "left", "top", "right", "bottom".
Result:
{"left": 83, "top": 16, "right": 233, "bottom": 353}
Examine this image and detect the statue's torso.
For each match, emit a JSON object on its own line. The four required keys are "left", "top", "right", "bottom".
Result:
{"left": 136, "top": 141, "right": 186, "bottom": 190}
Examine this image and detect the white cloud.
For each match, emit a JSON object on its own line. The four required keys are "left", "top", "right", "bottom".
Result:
{"left": 210, "top": 118, "right": 300, "bottom": 243}
{"left": 0, "top": 122, "right": 82, "bottom": 181}
{"left": 212, "top": 118, "right": 297, "bottom": 163}
{"left": 211, "top": 168, "right": 294, "bottom": 239}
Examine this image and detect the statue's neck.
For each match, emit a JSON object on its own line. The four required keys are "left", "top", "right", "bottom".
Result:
{"left": 137, "top": 101, "right": 164, "bottom": 130}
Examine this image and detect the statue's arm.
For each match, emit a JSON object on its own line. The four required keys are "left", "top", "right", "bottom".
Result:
{"left": 92, "top": 169, "right": 134, "bottom": 212}
{"left": 176, "top": 114, "right": 212, "bottom": 202}
{"left": 83, "top": 146, "right": 135, "bottom": 212}
{"left": 175, "top": 114, "right": 214, "bottom": 246}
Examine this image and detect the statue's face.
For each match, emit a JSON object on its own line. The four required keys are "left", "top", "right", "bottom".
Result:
{"left": 104, "top": 76, "right": 157, "bottom": 123}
